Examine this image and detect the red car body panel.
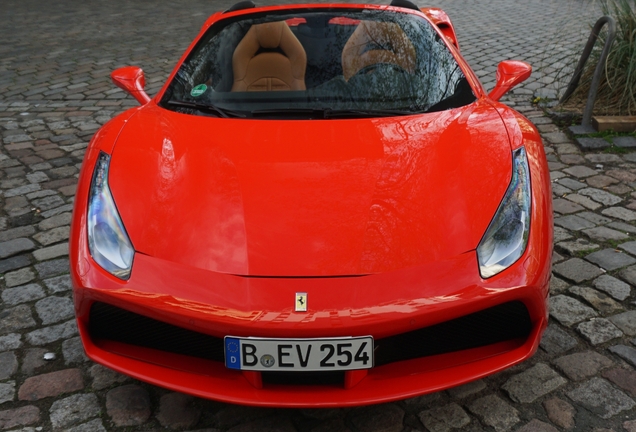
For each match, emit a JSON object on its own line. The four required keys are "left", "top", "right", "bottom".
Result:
{"left": 107, "top": 100, "right": 512, "bottom": 276}
{"left": 70, "top": 2, "right": 553, "bottom": 407}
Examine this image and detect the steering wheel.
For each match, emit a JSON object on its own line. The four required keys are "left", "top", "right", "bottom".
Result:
{"left": 353, "top": 62, "right": 409, "bottom": 78}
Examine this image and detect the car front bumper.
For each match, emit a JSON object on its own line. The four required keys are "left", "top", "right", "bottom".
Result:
{"left": 71, "top": 229, "right": 550, "bottom": 407}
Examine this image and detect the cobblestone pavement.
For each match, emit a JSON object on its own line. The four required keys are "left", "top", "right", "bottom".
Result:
{"left": 3, "top": 0, "right": 636, "bottom": 431}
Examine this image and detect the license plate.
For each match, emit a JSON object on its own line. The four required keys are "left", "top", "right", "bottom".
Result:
{"left": 224, "top": 336, "right": 374, "bottom": 371}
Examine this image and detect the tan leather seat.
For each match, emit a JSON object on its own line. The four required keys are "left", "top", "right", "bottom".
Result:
{"left": 231, "top": 21, "right": 307, "bottom": 92}
{"left": 341, "top": 21, "right": 416, "bottom": 81}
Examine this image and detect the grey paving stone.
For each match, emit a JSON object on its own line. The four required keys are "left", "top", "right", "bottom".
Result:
{"left": 602, "top": 206, "right": 636, "bottom": 221}
{"left": 576, "top": 318, "right": 624, "bottom": 345}
{"left": 569, "top": 286, "right": 623, "bottom": 315}
{"left": 550, "top": 295, "right": 598, "bottom": 327}
{"left": 594, "top": 274, "right": 632, "bottom": 301}
{"left": 0, "top": 382, "right": 15, "bottom": 405}
{"left": 62, "top": 337, "right": 88, "bottom": 365}
{"left": 0, "top": 226, "right": 35, "bottom": 243}
{"left": 578, "top": 211, "right": 612, "bottom": 225}
{"left": 553, "top": 258, "right": 604, "bottom": 283}
{"left": 65, "top": 419, "right": 107, "bottom": 432}
{"left": 446, "top": 379, "right": 486, "bottom": 399}
{"left": 90, "top": 364, "right": 129, "bottom": 390}
{"left": 608, "top": 311, "right": 636, "bottom": 336}
{"left": 0, "top": 334, "right": 21, "bottom": 352}
{"left": 554, "top": 215, "right": 596, "bottom": 231}
{"left": 550, "top": 171, "right": 566, "bottom": 181}
{"left": 33, "top": 242, "right": 68, "bottom": 261}
{"left": 540, "top": 323, "right": 578, "bottom": 355}
{"left": 21, "top": 348, "right": 48, "bottom": 376}
{"left": 0, "top": 352, "right": 18, "bottom": 380}
{"left": 564, "top": 193, "right": 603, "bottom": 210}
{"left": 4, "top": 267, "right": 35, "bottom": 287}
{"left": 502, "top": 363, "right": 566, "bottom": 403}
{"left": 49, "top": 393, "right": 100, "bottom": 430}
{"left": 619, "top": 241, "right": 636, "bottom": 257}
{"left": 43, "top": 274, "right": 72, "bottom": 293}
{"left": 38, "top": 212, "right": 72, "bottom": 231}
{"left": 564, "top": 165, "right": 599, "bottom": 177}
{"left": 467, "top": 395, "right": 519, "bottom": 432}
{"left": 418, "top": 403, "right": 470, "bottom": 432}
{"left": 0, "top": 255, "right": 32, "bottom": 274}
{"left": 557, "top": 238, "right": 599, "bottom": 255}
{"left": 566, "top": 377, "right": 635, "bottom": 419}
{"left": 1, "top": 283, "right": 46, "bottom": 306}
{"left": 609, "top": 345, "right": 636, "bottom": 368}
{"left": 574, "top": 138, "right": 611, "bottom": 150}
{"left": 0, "top": 305, "right": 36, "bottom": 335}
{"left": 553, "top": 226, "right": 573, "bottom": 243}
{"left": 34, "top": 258, "right": 69, "bottom": 278}
{"left": 584, "top": 226, "right": 629, "bottom": 241}
{"left": 552, "top": 183, "right": 571, "bottom": 196}
{"left": 579, "top": 188, "right": 623, "bottom": 206}
{"left": 34, "top": 296, "right": 74, "bottom": 325}
{"left": 586, "top": 154, "right": 623, "bottom": 163}
{"left": 544, "top": 132, "right": 570, "bottom": 145}
{"left": 558, "top": 177, "right": 587, "bottom": 190}
{"left": 25, "top": 319, "right": 78, "bottom": 345}
{"left": 0, "top": 238, "right": 35, "bottom": 259}
{"left": 553, "top": 351, "right": 613, "bottom": 380}
{"left": 613, "top": 136, "right": 636, "bottom": 148}
{"left": 619, "top": 264, "right": 636, "bottom": 286}
{"left": 553, "top": 198, "right": 584, "bottom": 214}
{"left": 550, "top": 276, "right": 570, "bottom": 294}
{"left": 553, "top": 251, "right": 565, "bottom": 264}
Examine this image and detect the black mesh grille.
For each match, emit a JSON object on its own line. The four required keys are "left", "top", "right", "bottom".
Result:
{"left": 374, "top": 301, "right": 532, "bottom": 366}
{"left": 89, "top": 302, "right": 225, "bottom": 362}
{"left": 89, "top": 301, "right": 532, "bottom": 368}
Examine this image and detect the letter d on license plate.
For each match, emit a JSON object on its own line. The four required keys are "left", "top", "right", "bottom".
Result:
{"left": 224, "top": 336, "right": 373, "bottom": 371}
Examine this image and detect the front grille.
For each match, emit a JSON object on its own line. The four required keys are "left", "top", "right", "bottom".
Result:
{"left": 374, "top": 301, "right": 532, "bottom": 366}
{"left": 89, "top": 300, "right": 532, "bottom": 371}
{"left": 89, "top": 302, "right": 225, "bottom": 362}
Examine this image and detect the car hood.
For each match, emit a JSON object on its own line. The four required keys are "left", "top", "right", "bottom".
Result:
{"left": 109, "top": 101, "right": 512, "bottom": 276}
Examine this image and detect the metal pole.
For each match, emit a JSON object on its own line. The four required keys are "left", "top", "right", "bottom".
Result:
{"left": 560, "top": 16, "right": 616, "bottom": 128}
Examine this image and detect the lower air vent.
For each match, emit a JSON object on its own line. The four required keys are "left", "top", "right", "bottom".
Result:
{"left": 89, "top": 300, "right": 532, "bottom": 370}
{"left": 89, "top": 302, "right": 225, "bottom": 362}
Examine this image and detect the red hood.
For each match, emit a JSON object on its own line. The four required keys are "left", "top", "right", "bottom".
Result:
{"left": 109, "top": 101, "right": 511, "bottom": 276}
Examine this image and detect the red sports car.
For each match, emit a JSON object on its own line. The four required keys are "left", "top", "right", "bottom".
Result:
{"left": 70, "top": 0, "right": 553, "bottom": 407}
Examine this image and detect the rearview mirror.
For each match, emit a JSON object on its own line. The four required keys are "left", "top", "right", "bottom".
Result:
{"left": 488, "top": 61, "right": 532, "bottom": 102}
{"left": 111, "top": 66, "right": 151, "bottom": 105}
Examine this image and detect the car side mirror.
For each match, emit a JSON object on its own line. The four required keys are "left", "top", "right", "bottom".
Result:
{"left": 488, "top": 61, "right": 532, "bottom": 102}
{"left": 111, "top": 66, "right": 151, "bottom": 105}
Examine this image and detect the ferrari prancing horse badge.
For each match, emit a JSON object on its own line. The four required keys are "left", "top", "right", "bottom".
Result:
{"left": 295, "top": 292, "right": 307, "bottom": 312}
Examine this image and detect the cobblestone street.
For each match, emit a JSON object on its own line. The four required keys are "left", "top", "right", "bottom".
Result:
{"left": 2, "top": 0, "right": 636, "bottom": 431}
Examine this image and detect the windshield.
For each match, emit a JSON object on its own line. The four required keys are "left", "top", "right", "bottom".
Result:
{"left": 160, "top": 8, "right": 476, "bottom": 119}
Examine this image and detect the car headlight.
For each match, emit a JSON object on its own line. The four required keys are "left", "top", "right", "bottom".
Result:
{"left": 87, "top": 151, "right": 134, "bottom": 280}
{"left": 476, "top": 147, "right": 531, "bottom": 279}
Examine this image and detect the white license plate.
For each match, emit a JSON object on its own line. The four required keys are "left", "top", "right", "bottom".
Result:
{"left": 224, "top": 336, "right": 374, "bottom": 371}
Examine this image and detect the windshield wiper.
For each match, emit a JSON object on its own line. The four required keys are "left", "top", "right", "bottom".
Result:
{"left": 250, "top": 108, "right": 422, "bottom": 119}
{"left": 166, "top": 100, "right": 246, "bottom": 118}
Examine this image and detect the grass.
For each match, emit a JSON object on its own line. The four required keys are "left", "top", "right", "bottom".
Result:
{"left": 561, "top": 0, "right": 636, "bottom": 116}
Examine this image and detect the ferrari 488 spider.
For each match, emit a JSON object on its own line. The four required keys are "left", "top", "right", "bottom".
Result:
{"left": 70, "top": 0, "right": 553, "bottom": 407}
